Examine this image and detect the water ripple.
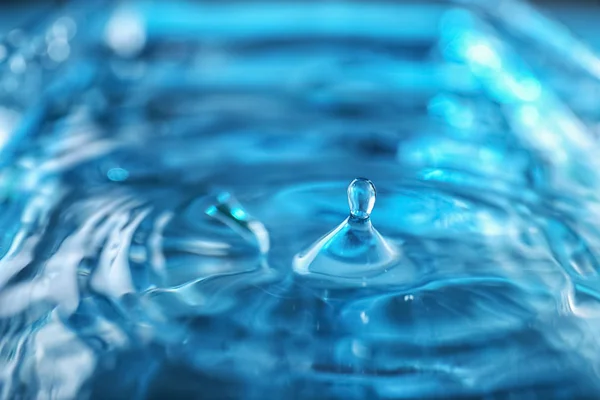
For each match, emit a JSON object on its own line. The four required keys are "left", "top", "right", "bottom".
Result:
{"left": 1, "top": 1, "right": 600, "bottom": 399}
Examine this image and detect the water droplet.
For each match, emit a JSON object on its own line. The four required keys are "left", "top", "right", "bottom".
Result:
{"left": 7, "top": 30, "right": 25, "bottom": 47}
{"left": 47, "top": 38, "right": 70, "bottom": 63}
{"left": 107, "top": 167, "right": 129, "bottom": 182}
{"left": 348, "top": 178, "right": 376, "bottom": 220}
{"left": 9, "top": 55, "right": 26, "bottom": 74}
{"left": 293, "top": 179, "right": 400, "bottom": 281}
{"left": 52, "top": 17, "right": 77, "bottom": 41}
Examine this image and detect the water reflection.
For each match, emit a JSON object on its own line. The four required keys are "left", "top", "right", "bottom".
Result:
{"left": 0, "top": 1, "right": 600, "bottom": 399}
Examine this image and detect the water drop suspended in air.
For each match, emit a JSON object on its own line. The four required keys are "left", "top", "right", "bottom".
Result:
{"left": 348, "top": 178, "right": 376, "bottom": 220}
{"left": 293, "top": 178, "right": 400, "bottom": 281}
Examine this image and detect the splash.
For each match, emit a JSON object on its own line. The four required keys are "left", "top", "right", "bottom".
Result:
{"left": 1, "top": 1, "right": 600, "bottom": 399}
{"left": 293, "top": 178, "right": 401, "bottom": 280}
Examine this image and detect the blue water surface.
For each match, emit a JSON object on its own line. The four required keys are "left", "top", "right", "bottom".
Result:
{"left": 1, "top": 1, "right": 600, "bottom": 399}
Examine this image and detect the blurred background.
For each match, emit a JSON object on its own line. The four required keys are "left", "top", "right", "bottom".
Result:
{"left": 3, "top": 0, "right": 600, "bottom": 399}
{"left": 1, "top": 0, "right": 600, "bottom": 44}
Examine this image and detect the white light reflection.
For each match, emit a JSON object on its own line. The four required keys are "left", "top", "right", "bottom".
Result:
{"left": 105, "top": 7, "right": 147, "bottom": 57}
{"left": 428, "top": 94, "right": 474, "bottom": 129}
{"left": 52, "top": 17, "right": 77, "bottom": 40}
{"left": 466, "top": 42, "right": 502, "bottom": 70}
{"left": 515, "top": 104, "right": 570, "bottom": 163}
{"left": 9, "top": 54, "right": 26, "bottom": 74}
{"left": 0, "top": 108, "right": 20, "bottom": 151}
{"left": 510, "top": 77, "right": 542, "bottom": 102}
{"left": 33, "top": 312, "right": 96, "bottom": 400}
{"left": 47, "top": 38, "right": 70, "bottom": 63}
{"left": 517, "top": 104, "right": 539, "bottom": 127}
{"left": 360, "top": 311, "right": 369, "bottom": 324}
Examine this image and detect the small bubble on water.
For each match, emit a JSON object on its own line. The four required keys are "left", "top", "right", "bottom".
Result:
{"left": 7, "top": 29, "right": 25, "bottom": 47}
{"left": 107, "top": 167, "right": 129, "bottom": 181}
{"left": 52, "top": 17, "right": 77, "bottom": 41}
{"left": 9, "top": 55, "right": 26, "bottom": 74}
{"left": 47, "top": 38, "right": 70, "bottom": 63}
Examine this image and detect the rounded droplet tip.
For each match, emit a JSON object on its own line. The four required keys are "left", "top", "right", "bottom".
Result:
{"left": 347, "top": 178, "right": 376, "bottom": 219}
